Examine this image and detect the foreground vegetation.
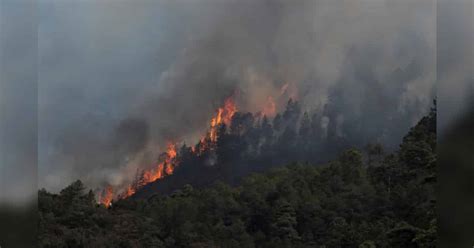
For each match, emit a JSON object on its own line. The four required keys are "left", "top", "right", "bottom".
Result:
{"left": 39, "top": 107, "right": 436, "bottom": 247}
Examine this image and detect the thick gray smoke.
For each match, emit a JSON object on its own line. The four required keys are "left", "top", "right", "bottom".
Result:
{"left": 39, "top": 0, "right": 435, "bottom": 192}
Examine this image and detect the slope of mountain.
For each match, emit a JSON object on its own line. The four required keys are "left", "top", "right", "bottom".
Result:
{"left": 38, "top": 106, "right": 436, "bottom": 247}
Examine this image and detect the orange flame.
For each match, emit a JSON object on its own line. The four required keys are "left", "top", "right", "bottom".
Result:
{"left": 222, "top": 97, "right": 237, "bottom": 125}
{"left": 166, "top": 142, "right": 177, "bottom": 159}
{"left": 124, "top": 185, "right": 135, "bottom": 198}
{"left": 98, "top": 186, "right": 113, "bottom": 207}
{"left": 164, "top": 142, "right": 177, "bottom": 175}
{"left": 209, "top": 97, "right": 237, "bottom": 142}
{"left": 143, "top": 142, "right": 177, "bottom": 184}
{"left": 102, "top": 97, "right": 238, "bottom": 202}
{"left": 114, "top": 142, "right": 178, "bottom": 201}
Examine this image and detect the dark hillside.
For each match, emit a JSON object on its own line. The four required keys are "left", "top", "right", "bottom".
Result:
{"left": 38, "top": 106, "right": 436, "bottom": 247}
{"left": 132, "top": 99, "right": 377, "bottom": 199}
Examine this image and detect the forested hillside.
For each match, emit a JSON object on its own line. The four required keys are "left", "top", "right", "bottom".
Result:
{"left": 130, "top": 98, "right": 412, "bottom": 200}
{"left": 38, "top": 106, "right": 436, "bottom": 248}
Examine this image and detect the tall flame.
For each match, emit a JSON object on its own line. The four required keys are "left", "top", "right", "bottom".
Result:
{"left": 209, "top": 97, "right": 237, "bottom": 142}
{"left": 164, "top": 142, "right": 177, "bottom": 174}
{"left": 98, "top": 186, "right": 113, "bottom": 207}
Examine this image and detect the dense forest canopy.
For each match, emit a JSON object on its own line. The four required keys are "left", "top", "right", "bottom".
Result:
{"left": 115, "top": 98, "right": 421, "bottom": 201}
{"left": 38, "top": 103, "right": 436, "bottom": 247}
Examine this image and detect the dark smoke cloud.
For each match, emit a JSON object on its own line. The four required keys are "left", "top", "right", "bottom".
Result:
{"left": 39, "top": 0, "right": 435, "bottom": 192}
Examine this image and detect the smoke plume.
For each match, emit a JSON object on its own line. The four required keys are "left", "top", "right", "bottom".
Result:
{"left": 39, "top": 0, "right": 435, "bottom": 192}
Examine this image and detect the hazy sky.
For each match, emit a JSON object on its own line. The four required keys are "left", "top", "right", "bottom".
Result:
{"left": 1, "top": 0, "right": 38, "bottom": 205}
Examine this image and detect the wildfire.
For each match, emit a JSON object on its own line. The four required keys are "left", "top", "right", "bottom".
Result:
{"left": 96, "top": 90, "right": 302, "bottom": 204}
{"left": 98, "top": 96, "right": 240, "bottom": 203}
{"left": 209, "top": 97, "right": 237, "bottom": 142}
{"left": 98, "top": 186, "right": 113, "bottom": 207}
{"left": 124, "top": 185, "right": 135, "bottom": 198}
{"left": 110, "top": 142, "right": 178, "bottom": 202}
{"left": 166, "top": 142, "right": 177, "bottom": 159}
{"left": 164, "top": 142, "right": 177, "bottom": 174}
{"left": 141, "top": 142, "right": 177, "bottom": 185}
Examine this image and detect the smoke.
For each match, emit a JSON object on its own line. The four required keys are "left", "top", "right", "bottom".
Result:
{"left": 39, "top": 0, "right": 435, "bottom": 192}
{"left": 437, "top": 0, "right": 474, "bottom": 134}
